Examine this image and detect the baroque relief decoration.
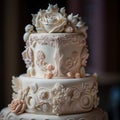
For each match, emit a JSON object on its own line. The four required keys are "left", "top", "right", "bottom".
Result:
{"left": 12, "top": 76, "right": 22, "bottom": 99}
{"left": 64, "top": 51, "right": 80, "bottom": 73}
{"left": 81, "top": 47, "right": 89, "bottom": 66}
{"left": 22, "top": 47, "right": 34, "bottom": 68}
{"left": 11, "top": 76, "right": 99, "bottom": 115}
{"left": 12, "top": 76, "right": 30, "bottom": 100}
{"left": 54, "top": 38, "right": 64, "bottom": 77}
{"left": 36, "top": 50, "right": 47, "bottom": 71}
{"left": 22, "top": 32, "right": 89, "bottom": 78}
{"left": 36, "top": 50, "right": 55, "bottom": 78}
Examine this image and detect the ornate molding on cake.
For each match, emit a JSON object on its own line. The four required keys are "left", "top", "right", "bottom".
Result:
{"left": 22, "top": 33, "right": 89, "bottom": 78}
{"left": 36, "top": 50, "right": 48, "bottom": 71}
{"left": 0, "top": 107, "right": 108, "bottom": 120}
{"left": 10, "top": 74, "right": 99, "bottom": 115}
{"left": 27, "top": 33, "right": 87, "bottom": 47}
{"left": 22, "top": 47, "right": 34, "bottom": 68}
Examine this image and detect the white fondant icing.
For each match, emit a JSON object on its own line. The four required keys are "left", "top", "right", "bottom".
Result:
{"left": 0, "top": 107, "right": 108, "bottom": 120}
{"left": 11, "top": 74, "right": 99, "bottom": 115}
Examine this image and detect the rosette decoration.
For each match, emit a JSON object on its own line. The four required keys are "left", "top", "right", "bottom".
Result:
{"left": 8, "top": 99, "right": 27, "bottom": 115}
{"left": 32, "top": 4, "right": 67, "bottom": 33}
{"left": 27, "top": 4, "right": 86, "bottom": 33}
{"left": 8, "top": 77, "right": 99, "bottom": 115}
{"left": 79, "top": 93, "right": 93, "bottom": 111}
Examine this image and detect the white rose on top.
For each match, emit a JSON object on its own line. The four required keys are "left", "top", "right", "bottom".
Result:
{"left": 32, "top": 4, "right": 67, "bottom": 33}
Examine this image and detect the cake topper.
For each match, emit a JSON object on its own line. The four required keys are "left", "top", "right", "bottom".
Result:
{"left": 23, "top": 4, "right": 87, "bottom": 41}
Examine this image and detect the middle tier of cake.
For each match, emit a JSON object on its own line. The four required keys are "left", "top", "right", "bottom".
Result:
{"left": 11, "top": 74, "right": 99, "bottom": 115}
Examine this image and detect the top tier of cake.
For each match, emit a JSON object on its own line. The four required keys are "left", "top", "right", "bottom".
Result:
{"left": 22, "top": 4, "right": 89, "bottom": 78}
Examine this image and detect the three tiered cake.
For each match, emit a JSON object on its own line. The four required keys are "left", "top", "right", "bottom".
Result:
{"left": 0, "top": 4, "right": 108, "bottom": 120}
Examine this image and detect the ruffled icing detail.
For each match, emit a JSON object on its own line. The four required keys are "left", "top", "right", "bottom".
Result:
{"left": 24, "top": 4, "right": 87, "bottom": 34}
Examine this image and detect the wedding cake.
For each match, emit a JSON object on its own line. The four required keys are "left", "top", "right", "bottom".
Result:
{"left": 0, "top": 4, "right": 108, "bottom": 120}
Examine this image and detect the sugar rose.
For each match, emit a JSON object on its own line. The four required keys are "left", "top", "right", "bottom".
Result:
{"left": 32, "top": 4, "right": 67, "bottom": 33}
{"left": 8, "top": 99, "right": 27, "bottom": 115}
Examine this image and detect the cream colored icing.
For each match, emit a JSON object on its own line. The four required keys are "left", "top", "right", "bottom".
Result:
{"left": 30, "top": 4, "right": 86, "bottom": 33}
{"left": 22, "top": 33, "right": 89, "bottom": 78}
{"left": 11, "top": 74, "right": 99, "bottom": 115}
{"left": 0, "top": 107, "right": 108, "bottom": 120}
{"left": 32, "top": 4, "right": 67, "bottom": 33}
{"left": 23, "top": 24, "right": 34, "bottom": 42}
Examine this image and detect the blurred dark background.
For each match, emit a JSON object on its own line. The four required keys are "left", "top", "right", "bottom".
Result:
{"left": 0, "top": 0, "right": 120, "bottom": 120}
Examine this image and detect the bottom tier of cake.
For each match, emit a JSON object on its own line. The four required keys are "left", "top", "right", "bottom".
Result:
{"left": 0, "top": 107, "right": 108, "bottom": 120}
